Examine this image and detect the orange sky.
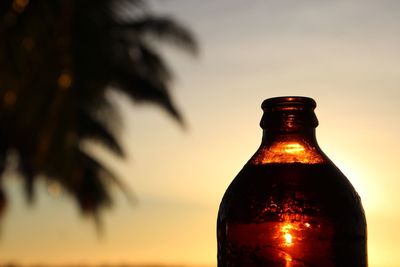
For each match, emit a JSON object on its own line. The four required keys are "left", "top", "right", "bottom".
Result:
{"left": 1, "top": 1, "right": 400, "bottom": 266}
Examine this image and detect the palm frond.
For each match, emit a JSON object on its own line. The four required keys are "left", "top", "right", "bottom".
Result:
{"left": 77, "top": 112, "right": 124, "bottom": 157}
{"left": 0, "top": 0, "right": 197, "bottom": 220}
{"left": 71, "top": 150, "right": 114, "bottom": 214}
{"left": 132, "top": 42, "right": 173, "bottom": 84}
{"left": 20, "top": 161, "right": 36, "bottom": 203}
{"left": 0, "top": 185, "right": 6, "bottom": 218}
{"left": 119, "top": 16, "right": 199, "bottom": 55}
{"left": 112, "top": 0, "right": 147, "bottom": 20}
{"left": 112, "top": 69, "right": 184, "bottom": 124}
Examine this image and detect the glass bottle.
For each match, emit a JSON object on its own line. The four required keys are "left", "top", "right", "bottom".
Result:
{"left": 217, "top": 96, "right": 367, "bottom": 267}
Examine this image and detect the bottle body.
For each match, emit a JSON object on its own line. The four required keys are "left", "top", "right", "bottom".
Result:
{"left": 217, "top": 97, "right": 367, "bottom": 267}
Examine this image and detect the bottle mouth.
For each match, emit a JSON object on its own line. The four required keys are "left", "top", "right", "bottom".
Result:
{"left": 260, "top": 96, "right": 318, "bottom": 130}
{"left": 262, "top": 96, "right": 316, "bottom": 111}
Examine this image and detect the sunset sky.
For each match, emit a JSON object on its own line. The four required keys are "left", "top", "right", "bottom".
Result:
{"left": 1, "top": 1, "right": 400, "bottom": 266}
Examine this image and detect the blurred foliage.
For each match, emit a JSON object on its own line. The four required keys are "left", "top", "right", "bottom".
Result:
{"left": 0, "top": 0, "right": 197, "bottom": 221}
{"left": 0, "top": 264, "right": 214, "bottom": 267}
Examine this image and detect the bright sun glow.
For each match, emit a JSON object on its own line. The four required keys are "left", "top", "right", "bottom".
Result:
{"left": 284, "top": 143, "right": 305, "bottom": 154}
{"left": 281, "top": 223, "right": 294, "bottom": 247}
{"left": 284, "top": 233, "right": 293, "bottom": 245}
{"left": 252, "top": 141, "right": 324, "bottom": 164}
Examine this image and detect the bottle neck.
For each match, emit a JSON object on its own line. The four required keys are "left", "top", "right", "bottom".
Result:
{"left": 250, "top": 96, "right": 326, "bottom": 165}
{"left": 261, "top": 128, "right": 318, "bottom": 145}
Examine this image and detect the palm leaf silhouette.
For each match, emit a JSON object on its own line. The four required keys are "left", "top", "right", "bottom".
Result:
{"left": 0, "top": 0, "right": 197, "bottom": 219}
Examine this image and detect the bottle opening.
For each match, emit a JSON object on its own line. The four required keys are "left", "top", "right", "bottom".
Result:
{"left": 260, "top": 96, "right": 318, "bottom": 130}
{"left": 262, "top": 96, "right": 316, "bottom": 111}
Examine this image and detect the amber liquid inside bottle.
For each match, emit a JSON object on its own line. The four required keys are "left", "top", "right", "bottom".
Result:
{"left": 217, "top": 97, "right": 367, "bottom": 267}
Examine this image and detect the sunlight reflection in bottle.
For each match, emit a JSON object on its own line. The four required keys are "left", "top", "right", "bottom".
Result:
{"left": 281, "top": 223, "right": 294, "bottom": 247}
{"left": 283, "top": 142, "right": 305, "bottom": 154}
{"left": 276, "top": 221, "right": 318, "bottom": 266}
{"left": 252, "top": 141, "right": 324, "bottom": 164}
{"left": 284, "top": 253, "right": 293, "bottom": 267}
{"left": 284, "top": 233, "right": 293, "bottom": 245}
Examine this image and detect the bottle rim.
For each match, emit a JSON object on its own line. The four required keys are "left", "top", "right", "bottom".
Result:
{"left": 262, "top": 96, "right": 316, "bottom": 110}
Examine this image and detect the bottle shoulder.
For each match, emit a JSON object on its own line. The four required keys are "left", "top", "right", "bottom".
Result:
{"left": 250, "top": 139, "right": 328, "bottom": 164}
{"left": 226, "top": 162, "right": 353, "bottom": 193}
{"left": 219, "top": 162, "right": 365, "bottom": 226}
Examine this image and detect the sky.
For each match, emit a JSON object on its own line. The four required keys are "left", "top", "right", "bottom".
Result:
{"left": 1, "top": 0, "right": 400, "bottom": 266}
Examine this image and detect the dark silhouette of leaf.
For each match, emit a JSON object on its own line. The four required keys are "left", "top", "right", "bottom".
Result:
{"left": 112, "top": 70, "right": 184, "bottom": 124}
{"left": 120, "top": 16, "right": 199, "bottom": 55}
{"left": 78, "top": 112, "right": 124, "bottom": 157}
